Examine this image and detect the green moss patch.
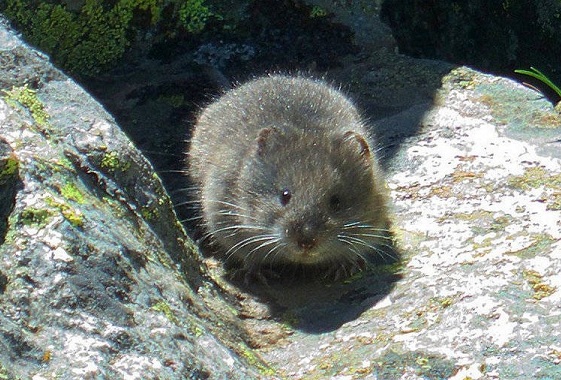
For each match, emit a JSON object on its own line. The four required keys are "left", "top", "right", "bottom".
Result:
{"left": 100, "top": 151, "right": 131, "bottom": 173}
{"left": 0, "top": 155, "right": 19, "bottom": 185}
{"left": 45, "top": 197, "right": 84, "bottom": 228}
{"left": 151, "top": 300, "right": 179, "bottom": 325}
{"left": 3, "top": 85, "right": 50, "bottom": 127}
{"left": 1, "top": 0, "right": 220, "bottom": 76}
{"left": 60, "top": 182, "right": 86, "bottom": 204}
{"left": 19, "top": 208, "right": 52, "bottom": 227}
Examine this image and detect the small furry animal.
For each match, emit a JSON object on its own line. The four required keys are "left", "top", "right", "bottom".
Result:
{"left": 188, "top": 74, "right": 392, "bottom": 279}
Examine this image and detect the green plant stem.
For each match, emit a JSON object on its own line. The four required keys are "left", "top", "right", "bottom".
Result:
{"left": 515, "top": 67, "right": 561, "bottom": 98}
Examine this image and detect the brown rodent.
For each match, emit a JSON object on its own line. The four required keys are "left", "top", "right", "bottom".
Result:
{"left": 188, "top": 75, "right": 392, "bottom": 279}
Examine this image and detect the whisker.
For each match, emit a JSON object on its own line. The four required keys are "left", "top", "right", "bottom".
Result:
{"left": 169, "top": 187, "right": 199, "bottom": 195}
{"left": 214, "top": 211, "right": 261, "bottom": 223}
{"left": 261, "top": 242, "right": 287, "bottom": 264}
{"left": 174, "top": 199, "right": 202, "bottom": 208}
{"left": 246, "top": 236, "right": 281, "bottom": 260}
{"left": 342, "top": 222, "right": 390, "bottom": 232}
{"left": 204, "top": 199, "right": 252, "bottom": 212}
{"left": 179, "top": 215, "right": 204, "bottom": 223}
{"left": 338, "top": 236, "right": 364, "bottom": 257}
{"left": 338, "top": 234, "right": 395, "bottom": 261}
{"left": 211, "top": 224, "right": 271, "bottom": 235}
{"left": 224, "top": 234, "right": 277, "bottom": 260}
{"left": 350, "top": 232, "right": 393, "bottom": 241}
{"left": 141, "top": 150, "right": 183, "bottom": 158}
{"left": 158, "top": 169, "right": 189, "bottom": 174}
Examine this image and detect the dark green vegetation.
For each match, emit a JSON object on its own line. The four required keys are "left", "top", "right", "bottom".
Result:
{"left": 381, "top": 0, "right": 561, "bottom": 102}
{"left": 0, "top": 141, "right": 18, "bottom": 246}
{"left": 1, "top": 0, "right": 222, "bottom": 76}
{"left": 1, "top": 0, "right": 355, "bottom": 78}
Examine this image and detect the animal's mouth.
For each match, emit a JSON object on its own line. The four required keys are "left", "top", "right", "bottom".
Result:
{"left": 285, "top": 242, "right": 330, "bottom": 264}
{"left": 279, "top": 225, "right": 339, "bottom": 264}
{"left": 296, "top": 249, "right": 320, "bottom": 262}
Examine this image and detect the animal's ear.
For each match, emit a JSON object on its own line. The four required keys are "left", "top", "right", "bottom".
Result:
{"left": 255, "top": 127, "right": 277, "bottom": 156}
{"left": 338, "top": 131, "right": 372, "bottom": 161}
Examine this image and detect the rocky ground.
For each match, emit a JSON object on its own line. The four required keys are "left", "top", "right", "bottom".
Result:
{"left": 1, "top": 2, "right": 561, "bottom": 379}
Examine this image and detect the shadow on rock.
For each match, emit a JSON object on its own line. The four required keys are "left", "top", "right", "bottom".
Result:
{"left": 0, "top": 138, "right": 19, "bottom": 246}
{"left": 225, "top": 244, "right": 403, "bottom": 334}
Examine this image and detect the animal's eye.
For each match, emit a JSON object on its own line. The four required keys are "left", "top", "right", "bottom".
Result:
{"left": 329, "top": 194, "right": 341, "bottom": 211}
{"left": 279, "top": 188, "right": 292, "bottom": 206}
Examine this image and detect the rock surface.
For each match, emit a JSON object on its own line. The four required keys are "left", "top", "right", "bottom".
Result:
{"left": 2, "top": 2, "right": 561, "bottom": 380}
{"left": 0, "top": 17, "right": 266, "bottom": 379}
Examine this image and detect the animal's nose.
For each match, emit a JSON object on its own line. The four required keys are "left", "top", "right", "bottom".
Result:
{"left": 295, "top": 221, "right": 318, "bottom": 251}
{"left": 298, "top": 237, "right": 317, "bottom": 250}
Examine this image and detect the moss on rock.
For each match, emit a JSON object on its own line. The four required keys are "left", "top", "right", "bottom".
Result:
{"left": 3, "top": 85, "right": 50, "bottom": 127}
{"left": 1, "top": 0, "right": 221, "bottom": 76}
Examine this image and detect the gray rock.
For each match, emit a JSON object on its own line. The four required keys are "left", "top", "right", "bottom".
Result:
{"left": 0, "top": 16, "right": 266, "bottom": 380}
